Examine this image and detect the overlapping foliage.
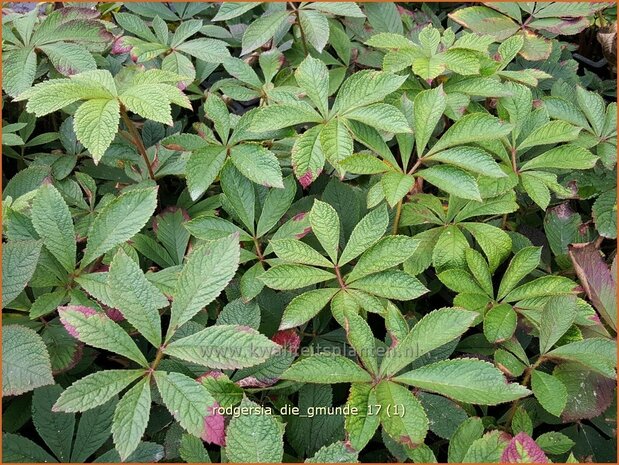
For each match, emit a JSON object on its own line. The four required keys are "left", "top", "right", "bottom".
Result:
{"left": 2, "top": 2, "right": 617, "bottom": 463}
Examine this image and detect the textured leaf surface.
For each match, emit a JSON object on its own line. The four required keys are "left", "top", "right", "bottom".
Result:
{"left": 108, "top": 250, "right": 167, "bottom": 347}
{"left": 82, "top": 187, "right": 158, "bottom": 266}
{"left": 279, "top": 288, "right": 339, "bottom": 330}
{"left": 59, "top": 306, "right": 148, "bottom": 366}
{"left": 395, "top": 359, "right": 531, "bottom": 405}
{"left": 3, "top": 325, "right": 54, "bottom": 396}
{"left": 225, "top": 397, "right": 284, "bottom": 462}
{"left": 380, "top": 308, "right": 477, "bottom": 376}
{"left": 54, "top": 370, "right": 143, "bottom": 412}
{"left": 155, "top": 371, "right": 215, "bottom": 437}
{"left": 260, "top": 264, "right": 335, "bottom": 290}
{"left": 165, "top": 325, "right": 280, "bottom": 369}
{"left": 112, "top": 378, "right": 151, "bottom": 460}
{"left": 282, "top": 354, "right": 372, "bottom": 384}
{"left": 2, "top": 240, "right": 42, "bottom": 306}
{"left": 74, "top": 98, "right": 120, "bottom": 162}
{"left": 32, "top": 385, "right": 75, "bottom": 462}
{"left": 168, "top": 235, "right": 240, "bottom": 337}
{"left": 531, "top": 370, "right": 567, "bottom": 417}
{"left": 31, "top": 184, "right": 76, "bottom": 272}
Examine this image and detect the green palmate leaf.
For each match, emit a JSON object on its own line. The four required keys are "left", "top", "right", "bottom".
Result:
{"left": 343, "top": 308, "right": 379, "bottom": 375}
{"left": 576, "top": 85, "right": 606, "bottom": 136}
{"left": 415, "top": 85, "right": 447, "bottom": 156}
{"left": 31, "top": 184, "right": 76, "bottom": 273}
{"left": 225, "top": 397, "right": 284, "bottom": 463}
{"left": 256, "top": 175, "right": 297, "bottom": 237}
{"left": 344, "top": 104, "right": 410, "bottom": 133}
{"left": 517, "top": 120, "right": 581, "bottom": 150}
{"left": 380, "top": 308, "right": 477, "bottom": 376}
{"left": 339, "top": 204, "right": 389, "bottom": 266}
{"left": 332, "top": 70, "right": 408, "bottom": 114}
{"left": 465, "top": 248, "right": 494, "bottom": 296}
{"left": 282, "top": 354, "right": 372, "bottom": 384}
{"left": 299, "top": 10, "right": 329, "bottom": 53}
{"left": 260, "top": 264, "right": 335, "bottom": 290}
{"left": 395, "top": 359, "right": 531, "bottom": 405}
{"left": 54, "top": 370, "right": 144, "bottom": 413}
{"left": 179, "top": 434, "right": 212, "bottom": 463}
{"left": 58, "top": 306, "right": 148, "bottom": 367}
{"left": 546, "top": 338, "right": 617, "bottom": 378}
{"left": 230, "top": 144, "right": 284, "bottom": 188}
{"left": 320, "top": 117, "right": 353, "bottom": 175}
{"left": 340, "top": 153, "right": 391, "bottom": 174}
{"left": 74, "top": 98, "right": 120, "bottom": 163}
{"left": 108, "top": 249, "right": 167, "bottom": 348}
{"left": 447, "top": 417, "right": 484, "bottom": 463}
{"left": 70, "top": 399, "right": 116, "bottom": 462}
{"left": 345, "top": 383, "right": 380, "bottom": 451}
{"left": 31, "top": 385, "right": 75, "bottom": 462}
{"left": 82, "top": 187, "right": 158, "bottom": 267}
{"left": 185, "top": 147, "right": 227, "bottom": 201}
{"left": 381, "top": 171, "right": 414, "bottom": 207}
{"left": 219, "top": 163, "right": 256, "bottom": 232}
{"left": 427, "top": 113, "right": 513, "bottom": 155}
{"left": 154, "top": 371, "right": 216, "bottom": 438}
{"left": 2, "top": 239, "right": 42, "bottom": 306}
{"left": 241, "top": 10, "right": 290, "bottom": 55}
{"left": 279, "top": 288, "right": 339, "bottom": 330}
{"left": 502, "top": 275, "right": 578, "bottom": 302}
{"left": 164, "top": 325, "right": 280, "bottom": 369}
{"left": 375, "top": 380, "right": 428, "bottom": 448}
{"left": 425, "top": 146, "right": 506, "bottom": 178}
{"left": 497, "top": 246, "right": 542, "bottom": 300}
{"left": 305, "top": 441, "right": 359, "bottom": 463}
{"left": 295, "top": 55, "right": 329, "bottom": 117}
{"left": 461, "top": 222, "right": 512, "bottom": 272}
{"left": 167, "top": 235, "right": 240, "bottom": 338}
{"left": 3, "top": 325, "right": 54, "bottom": 396}
{"left": 250, "top": 102, "right": 324, "bottom": 132}
{"left": 349, "top": 270, "right": 428, "bottom": 300}
{"left": 417, "top": 165, "right": 481, "bottom": 201}
{"left": 539, "top": 295, "right": 578, "bottom": 354}
{"left": 531, "top": 370, "right": 567, "bottom": 417}
{"left": 112, "top": 378, "right": 151, "bottom": 461}
{"left": 309, "top": 199, "right": 340, "bottom": 263}
{"left": 291, "top": 125, "right": 325, "bottom": 187}
{"left": 483, "top": 303, "right": 517, "bottom": 343}
{"left": 520, "top": 144, "right": 598, "bottom": 171}
{"left": 347, "top": 235, "right": 419, "bottom": 282}
{"left": 271, "top": 239, "right": 333, "bottom": 267}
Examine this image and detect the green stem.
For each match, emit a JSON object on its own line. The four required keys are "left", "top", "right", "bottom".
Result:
{"left": 392, "top": 199, "right": 403, "bottom": 235}
{"left": 120, "top": 108, "right": 155, "bottom": 180}
{"left": 290, "top": 3, "right": 308, "bottom": 55}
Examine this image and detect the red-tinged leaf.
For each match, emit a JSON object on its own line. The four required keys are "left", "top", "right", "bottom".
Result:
{"left": 568, "top": 242, "right": 617, "bottom": 331}
{"left": 501, "top": 433, "right": 549, "bottom": 463}
{"left": 202, "top": 402, "right": 226, "bottom": 446}
{"left": 271, "top": 329, "right": 301, "bottom": 354}
{"left": 59, "top": 305, "right": 98, "bottom": 338}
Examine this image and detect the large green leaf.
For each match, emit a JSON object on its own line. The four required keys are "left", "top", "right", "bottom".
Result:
{"left": 164, "top": 325, "right": 280, "bottom": 369}
{"left": 167, "top": 235, "right": 240, "bottom": 338}
{"left": 108, "top": 249, "right": 167, "bottom": 348}
{"left": 74, "top": 98, "right": 120, "bottom": 163}
{"left": 225, "top": 397, "right": 284, "bottom": 462}
{"left": 31, "top": 184, "right": 76, "bottom": 273}
{"left": 282, "top": 354, "right": 372, "bottom": 384}
{"left": 3, "top": 325, "right": 54, "bottom": 396}
{"left": 2, "top": 239, "right": 42, "bottom": 306}
{"left": 395, "top": 359, "right": 531, "bottom": 405}
{"left": 82, "top": 187, "right": 158, "bottom": 267}
{"left": 112, "top": 378, "right": 151, "bottom": 461}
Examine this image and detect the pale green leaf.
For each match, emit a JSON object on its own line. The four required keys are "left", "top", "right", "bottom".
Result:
{"left": 395, "top": 359, "right": 531, "bottom": 405}
{"left": 2, "top": 325, "right": 54, "bottom": 396}
{"left": 82, "top": 187, "right": 158, "bottom": 267}
{"left": 58, "top": 306, "right": 148, "bottom": 367}
{"left": 260, "top": 264, "right": 335, "bottom": 290}
{"left": 497, "top": 246, "right": 541, "bottom": 300}
{"left": 31, "top": 184, "right": 76, "bottom": 273}
{"left": 271, "top": 239, "right": 333, "bottom": 267}
{"left": 112, "top": 378, "right": 151, "bottom": 461}
{"left": 309, "top": 199, "right": 340, "bottom": 263}
{"left": 414, "top": 85, "right": 447, "bottom": 156}
{"left": 339, "top": 204, "right": 389, "bottom": 266}
{"left": 168, "top": 235, "right": 240, "bottom": 338}
{"left": 282, "top": 354, "right": 372, "bottom": 384}
{"left": 531, "top": 370, "right": 567, "bottom": 417}
{"left": 165, "top": 324, "right": 280, "bottom": 369}
{"left": 230, "top": 144, "right": 284, "bottom": 188}
{"left": 279, "top": 288, "right": 339, "bottom": 330}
